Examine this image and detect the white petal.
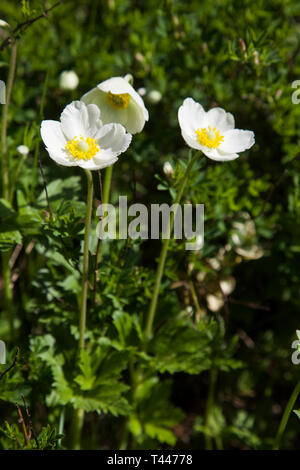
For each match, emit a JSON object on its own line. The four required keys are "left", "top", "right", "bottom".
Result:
{"left": 125, "top": 100, "right": 147, "bottom": 133}
{"left": 96, "top": 123, "right": 132, "bottom": 157}
{"left": 190, "top": 144, "right": 239, "bottom": 161}
{"left": 181, "top": 129, "right": 202, "bottom": 151}
{"left": 47, "top": 149, "right": 77, "bottom": 167}
{"left": 77, "top": 154, "right": 118, "bottom": 171}
{"left": 86, "top": 103, "right": 102, "bottom": 136}
{"left": 206, "top": 107, "right": 235, "bottom": 132}
{"left": 60, "top": 101, "right": 92, "bottom": 140}
{"left": 207, "top": 150, "right": 240, "bottom": 162}
{"left": 178, "top": 98, "right": 206, "bottom": 138}
{"left": 40, "top": 120, "right": 77, "bottom": 167}
{"left": 41, "top": 120, "right": 66, "bottom": 150}
{"left": 219, "top": 129, "right": 255, "bottom": 153}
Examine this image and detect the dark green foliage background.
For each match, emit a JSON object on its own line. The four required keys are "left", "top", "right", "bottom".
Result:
{"left": 1, "top": 0, "right": 300, "bottom": 450}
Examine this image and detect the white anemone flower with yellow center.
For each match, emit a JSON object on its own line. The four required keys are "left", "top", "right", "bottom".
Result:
{"left": 81, "top": 76, "right": 149, "bottom": 134}
{"left": 40, "top": 101, "right": 132, "bottom": 170}
{"left": 178, "top": 98, "right": 255, "bottom": 161}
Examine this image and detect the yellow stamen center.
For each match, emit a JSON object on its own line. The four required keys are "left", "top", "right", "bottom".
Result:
{"left": 65, "top": 135, "right": 99, "bottom": 160}
{"left": 196, "top": 126, "right": 224, "bottom": 148}
{"left": 106, "top": 91, "right": 130, "bottom": 110}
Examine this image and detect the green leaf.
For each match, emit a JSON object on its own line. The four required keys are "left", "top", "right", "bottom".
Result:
{"left": 150, "top": 317, "right": 215, "bottom": 374}
{"left": 293, "top": 410, "right": 300, "bottom": 420}
{"left": 131, "top": 378, "right": 184, "bottom": 445}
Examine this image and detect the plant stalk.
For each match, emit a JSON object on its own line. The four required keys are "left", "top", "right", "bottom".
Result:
{"left": 1, "top": 41, "right": 17, "bottom": 341}
{"left": 1, "top": 40, "right": 17, "bottom": 200}
{"left": 78, "top": 169, "right": 94, "bottom": 350}
{"left": 94, "top": 165, "right": 113, "bottom": 268}
{"left": 70, "top": 169, "right": 94, "bottom": 450}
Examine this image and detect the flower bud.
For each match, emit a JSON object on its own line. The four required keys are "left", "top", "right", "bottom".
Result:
{"left": 59, "top": 71, "right": 79, "bottom": 91}
{"left": 238, "top": 38, "right": 246, "bottom": 52}
{"left": 0, "top": 19, "right": 10, "bottom": 28}
{"left": 163, "top": 161, "right": 173, "bottom": 176}
{"left": 17, "top": 145, "right": 29, "bottom": 156}
{"left": 253, "top": 50, "right": 260, "bottom": 65}
{"left": 147, "top": 90, "right": 162, "bottom": 104}
{"left": 138, "top": 87, "right": 146, "bottom": 97}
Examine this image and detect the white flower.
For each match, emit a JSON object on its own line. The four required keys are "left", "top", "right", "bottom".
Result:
{"left": 59, "top": 71, "right": 79, "bottom": 91}
{"left": 147, "top": 90, "right": 162, "bottom": 104}
{"left": 17, "top": 145, "right": 29, "bottom": 156}
{"left": 81, "top": 76, "right": 149, "bottom": 134}
{"left": 40, "top": 101, "right": 132, "bottom": 171}
{"left": 163, "top": 161, "right": 174, "bottom": 176}
{"left": 178, "top": 98, "right": 255, "bottom": 161}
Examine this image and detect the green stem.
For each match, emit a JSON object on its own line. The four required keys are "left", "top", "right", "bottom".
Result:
{"left": 189, "top": 279, "right": 202, "bottom": 317}
{"left": 1, "top": 41, "right": 17, "bottom": 341}
{"left": 95, "top": 165, "right": 113, "bottom": 268}
{"left": 273, "top": 379, "right": 300, "bottom": 450}
{"left": 205, "top": 367, "right": 217, "bottom": 450}
{"left": 70, "top": 169, "right": 94, "bottom": 450}
{"left": 1, "top": 40, "right": 17, "bottom": 200}
{"left": 2, "top": 251, "right": 13, "bottom": 340}
{"left": 144, "top": 151, "right": 200, "bottom": 344}
{"left": 58, "top": 407, "right": 65, "bottom": 449}
{"left": 69, "top": 408, "right": 84, "bottom": 451}
{"left": 30, "top": 72, "right": 48, "bottom": 201}
{"left": 102, "top": 164, "right": 113, "bottom": 207}
{"left": 79, "top": 169, "right": 94, "bottom": 350}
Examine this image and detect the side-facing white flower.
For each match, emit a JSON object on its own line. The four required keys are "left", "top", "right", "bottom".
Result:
{"left": 178, "top": 98, "right": 255, "bottom": 161}
{"left": 81, "top": 76, "right": 149, "bottom": 134}
{"left": 59, "top": 71, "right": 79, "bottom": 90}
{"left": 40, "top": 101, "right": 132, "bottom": 171}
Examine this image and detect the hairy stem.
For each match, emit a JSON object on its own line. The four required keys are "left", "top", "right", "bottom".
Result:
{"left": 1, "top": 41, "right": 17, "bottom": 200}
{"left": 94, "top": 165, "right": 113, "bottom": 268}
{"left": 70, "top": 169, "right": 93, "bottom": 450}
{"left": 93, "top": 170, "right": 103, "bottom": 300}
{"left": 102, "top": 164, "right": 113, "bottom": 207}
{"left": 273, "top": 379, "right": 300, "bottom": 450}
{"left": 144, "top": 151, "right": 200, "bottom": 344}
{"left": 78, "top": 169, "right": 94, "bottom": 350}
{"left": 1, "top": 41, "right": 17, "bottom": 340}
{"left": 69, "top": 408, "right": 84, "bottom": 451}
